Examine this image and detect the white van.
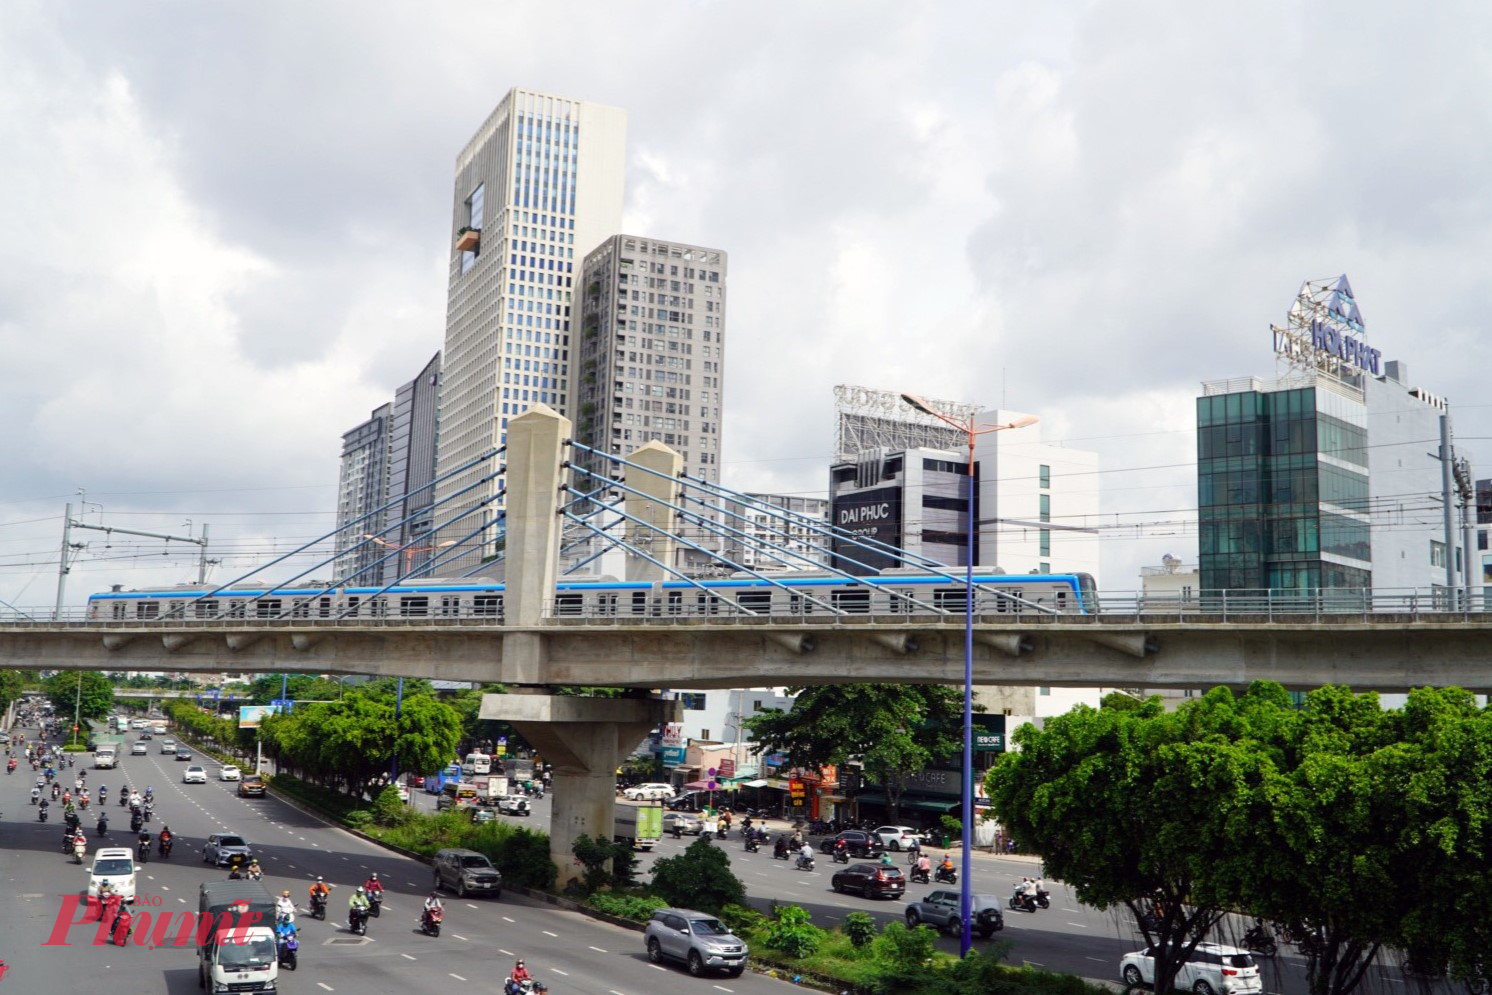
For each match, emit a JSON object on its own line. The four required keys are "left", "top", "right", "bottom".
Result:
{"left": 462, "top": 752, "right": 493, "bottom": 776}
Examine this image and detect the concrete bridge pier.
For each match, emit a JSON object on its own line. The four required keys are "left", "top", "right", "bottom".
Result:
{"left": 481, "top": 694, "right": 679, "bottom": 885}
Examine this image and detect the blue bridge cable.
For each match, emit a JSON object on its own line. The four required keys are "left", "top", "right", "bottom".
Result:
{"left": 672, "top": 466, "right": 1056, "bottom": 614}
{"left": 557, "top": 483, "right": 834, "bottom": 616}
{"left": 160, "top": 447, "right": 507, "bottom": 617}
{"left": 561, "top": 471, "right": 851, "bottom": 616}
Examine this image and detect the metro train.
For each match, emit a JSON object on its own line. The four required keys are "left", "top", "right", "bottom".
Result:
{"left": 86, "top": 568, "right": 1098, "bottom": 621}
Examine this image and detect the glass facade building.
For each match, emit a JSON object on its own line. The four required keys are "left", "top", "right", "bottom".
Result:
{"left": 1197, "top": 379, "right": 1371, "bottom": 595}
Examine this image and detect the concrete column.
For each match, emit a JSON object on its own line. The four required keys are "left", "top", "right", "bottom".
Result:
{"left": 480, "top": 694, "right": 680, "bottom": 886}
{"left": 502, "top": 403, "right": 570, "bottom": 627}
{"left": 624, "top": 440, "right": 683, "bottom": 582}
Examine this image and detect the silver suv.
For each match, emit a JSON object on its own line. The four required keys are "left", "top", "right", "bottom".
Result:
{"left": 432, "top": 847, "right": 503, "bottom": 899}
{"left": 904, "top": 889, "right": 1005, "bottom": 938}
{"left": 644, "top": 908, "right": 748, "bottom": 977}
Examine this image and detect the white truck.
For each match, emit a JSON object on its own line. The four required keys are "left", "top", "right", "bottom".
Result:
{"left": 198, "top": 880, "right": 279, "bottom": 994}
{"left": 473, "top": 775, "right": 509, "bottom": 804}
{"left": 93, "top": 744, "right": 118, "bottom": 769}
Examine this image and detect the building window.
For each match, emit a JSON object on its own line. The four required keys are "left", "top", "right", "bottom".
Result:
{"left": 1039, "top": 562, "right": 1050, "bottom": 573}
{"left": 1038, "top": 687, "right": 1051, "bottom": 696}
{"left": 1039, "top": 464, "right": 1050, "bottom": 488}
{"left": 1039, "top": 529, "right": 1051, "bottom": 556}
{"left": 1431, "top": 540, "right": 1446, "bottom": 568}
{"left": 699, "top": 730, "right": 710, "bottom": 741}
{"left": 1039, "top": 494, "right": 1051, "bottom": 523}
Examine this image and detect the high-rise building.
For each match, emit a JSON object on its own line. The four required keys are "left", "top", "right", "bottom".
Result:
{"left": 334, "top": 353, "right": 442, "bottom": 584}
{"left": 572, "top": 235, "right": 727, "bottom": 570}
{"left": 334, "top": 402, "right": 393, "bottom": 584}
{"left": 1197, "top": 275, "right": 1475, "bottom": 600}
{"left": 436, "top": 88, "right": 627, "bottom": 567}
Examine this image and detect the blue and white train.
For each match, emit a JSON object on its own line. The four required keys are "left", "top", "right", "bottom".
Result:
{"left": 87, "top": 568, "right": 1097, "bottom": 621}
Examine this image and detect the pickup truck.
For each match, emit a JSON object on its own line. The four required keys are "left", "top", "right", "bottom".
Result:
{"left": 198, "top": 880, "right": 278, "bottom": 993}
{"left": 903, "top": 889, "right": 1005, "bottom": 939}
{"left": 614, "top": 802, "right": 664, "bottom": 851}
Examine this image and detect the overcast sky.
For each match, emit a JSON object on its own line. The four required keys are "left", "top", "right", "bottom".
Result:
{"left": 2, "top": 2, "right": 1489, "bottom": 609}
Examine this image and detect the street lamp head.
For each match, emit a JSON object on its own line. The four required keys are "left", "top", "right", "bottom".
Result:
{"left": 899, "top": 392, "right": 937, "bottom": 417}
{"left": 1000, "top": 414, "right": 1039, "bottom": 431}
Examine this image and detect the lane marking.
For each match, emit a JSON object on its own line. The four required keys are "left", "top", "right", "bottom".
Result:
{"left": 401, "top": 953, "right": 417, "bottom": 960}
{"left": 452, "top": 934, "right": 469, "bottom": 941}
{"left": 1066, "top": 921, "right": 1088, "bottom": 928}
{"left": 542, "top": 930, "right": 558, "bottom": 937}
{"left": 449, "top": 974, "right": 467, "bottom": 982}
{"left": 499, "top": 948, "right": 514, "bottom": 956}
{"left": 551, "top": 969, "right": 569, "bottom": 976}
{"left": 589, "top": 945, "right": 607, "bottom": 953}
{"left": 466, "top": 903, "right": 479, "bottom": 909}
{"left": 317, "top": 985, "right": 334, "bottom": 992}
{"left": 713, "top": 987, "right": 733, "bottom": 993}
{"left": 502, "top": 916, "right": 516, "bottom": 922}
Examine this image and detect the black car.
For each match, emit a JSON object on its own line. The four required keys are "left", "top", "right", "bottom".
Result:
{"left": 830, "top": 862, "right": 906, "bottom": 899}
{"left": 819, "top": 830, "right": 885, "bottom": 859}
{"left": 174, "top": 747, "right": 192, "bottom": 761}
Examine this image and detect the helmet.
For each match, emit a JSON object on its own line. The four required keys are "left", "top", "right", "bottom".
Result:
{"left": 281, "top": 890, "right": 291, "bottom": 898}
{"left": 316, "top": 876, "right": 324, "bottom": 883}
{"left": 369, "top": 872, "right": 378, "bottom": 880}
{"left": 356, "top": 886, "right": 365, "bottom": 893}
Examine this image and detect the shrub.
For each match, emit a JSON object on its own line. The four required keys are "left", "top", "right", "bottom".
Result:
{"left": 870, "top": 921, "right": 938, "bottom": 989}
{"left": 373, "top": 785, "right": 411, "bottom": 827}
{"left": 649, "top": 838, "right": 746, "bottom": 913}
{"left": 344, "top": 810, "right": 373, "bottom": 830}
{"left": 761, "top": 903, "right": 825, "bottom": 959}
{"left": 844, "top": 910, "right": 877, "bottom": 948}
{"left": 586, "top": 892, "right": 666, "bottom": 922}
{"left": 719, "top": 903, "right": 767, "bottom": 935}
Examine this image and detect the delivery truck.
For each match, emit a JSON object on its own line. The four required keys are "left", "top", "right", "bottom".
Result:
{"left": 197, "top": 880, "right": 279, "bottom": 993}
{"left": 614, "top": 802, "right": 664, "bottom": 851}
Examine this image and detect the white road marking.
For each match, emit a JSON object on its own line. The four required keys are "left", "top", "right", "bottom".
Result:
{"left": 465, "top": 903, "right": 479, "bottom": 909}
{"left": 449, "top": 974, "right": 467, "bottom": 982}
{"left": 1066, "top": 921, "right": 1088, "bottom": 928}
{"left": 589, "top": 945, "right": 607, "bottom": 953}
{"left": 317, "top": 985, "right": 334, "bottom": 992}
{"left": 401, "top": 953, "right": 417, "bottom": 960}
{"left": 551, "top": 969, "right": 569, "bottom": 976}
{"left": 499, "top": 948, "right": 514, "bottom": 956}
{"left": 502, "top": 915, "right": 516, "bottom": 922}
{"left": 1087, "top": 957, "right": 1106, "bottom": 962}
{"left": 651, "top": 965, "right": 667, "bottom": 971}
{"left": 712, "top": 987, "right": 734, "bottom": 993}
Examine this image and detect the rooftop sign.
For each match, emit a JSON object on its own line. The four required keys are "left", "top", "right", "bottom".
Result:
{"left": 1271, "top": 274, "right": 1381, "bottom": 379}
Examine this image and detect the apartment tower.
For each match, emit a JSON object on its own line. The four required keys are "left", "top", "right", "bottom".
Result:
{"left": 435, "top": 88, "right": 626, "bottom": 567}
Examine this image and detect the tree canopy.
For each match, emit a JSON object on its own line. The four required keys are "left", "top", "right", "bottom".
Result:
{"left": 744, "top": 683, "right": 963, "bottom": 823}
{"left": 44, "top": 670, "right": 114, "bottom": 724}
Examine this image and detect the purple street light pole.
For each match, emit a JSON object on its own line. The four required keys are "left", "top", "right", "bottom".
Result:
{"left": 902, "top": 393, "right": 1037, "bottom": 956}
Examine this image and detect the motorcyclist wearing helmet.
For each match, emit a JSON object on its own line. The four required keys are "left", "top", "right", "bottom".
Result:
{"left": 275, "top": 890, "right": 296, "bottom": 923}
{"left": 348, "top": 886, "right": 370, "bottom": 913}
{"left": 424, "top": 891, "right": 443, "bottom": 913}
{"left": 309, "top": 876, "right": 330, "bottom": 904}
{"left": 511, "top": 959, "right": 533, "bottom": 983}
{"left": 363, "top": 871, "right": 384, "bottom": 900}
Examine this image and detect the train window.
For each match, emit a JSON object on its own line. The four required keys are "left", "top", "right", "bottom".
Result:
{"left": 934, "top": 588, "right": 966, "bottom": 613}
{"left": 344, "top": 597, "right": 360, "bottom": 617}
{"left": 701, "top": 594, "right": 721, "bottom": 616}
{"left": 440, "top": 596, "right": 461, "bottom": 617}
{"left": 111, "top": 603, "right": 127, "bottom": 620}
{"left": 596, "top": 593, "right": 617, "bottom": 616}
{"left": 738, "top": 591, "right": 771, "bottom": 615}
{"left": 1054, "top": 590, "right": 1068, "bottom": 611}
{"left": 555, "top": 593, "right": 583, "bottom": 616}
{"left": 473, "top": 595, "right": 502, "bottom": 616}
{"left": 400, "top": 596, "right": 429, "bottom": 617}
{"left": 317, "top": 597, "right": 333, "bottom": 618}
{"left": 369, "top": 598, "right": 388, "bottom": 617}
{"left": 789, "top": 594, "right": 815, "bottom": 616}
{"left": 667, "top": 591, "right": 684, "bottom": 615}
{"left": 631, "top": 591, "right": 648, "bottom": 615}
{"left": 228, "top": 600, "right": 247, "bottom": 619}
{"left": 993, "top": 588, "right": 1023, "bottom": 613}
{"left": 833, "top": 589, "right": 870, "bottom": 614}
{"left": 135, "top": 602, "right": 160, "bottom": 619}
{"left": 194, "top": 600, "right": 219, "bottom": 619}
{"left": 256, "top": 599, "right": 282, "bottom": 618}
{"left": 290, "top": 599, "right": 310, "bottom": 619}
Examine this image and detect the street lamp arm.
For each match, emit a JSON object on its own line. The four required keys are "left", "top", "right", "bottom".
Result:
{"left": 899, "top": 392, "right": 970, "bottom": 433}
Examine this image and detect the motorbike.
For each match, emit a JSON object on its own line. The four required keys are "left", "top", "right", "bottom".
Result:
{"left": 504, "top": 979, "right": 548, "bottom": 995}
{"left": 348, "top": 905, "right": 369, "bottom": 936}
{"left": 744, "top": 836, "right": 760, "bottom": 853}
{"left": 421, "top": 905, "right": 443, "bottom": 937}
{"left": 1035, "top": 888, "right": 1051, "bottom": 909}
{"left": 38, "top": 803, "right": 49, "bottom": 822}
{"left": 78, "top": 795, "right": 89, "bottom": 810}
{"left": 6, "top": 758, "right": 14, "bottom": 774}
{"left": 60, "top": 830, "right": 74, "bottom": 854}
{"left": 1010, "top": 887, "right": 1038, "bottom": 913}
{"left": 137, "top": 838, "right": 150, "bottom": 864}
{"left": 909, "top": 866, "right": 930, "bottom": 884}
{"left": 310, "top": 892, "right": 328, "bottom": 921}
{"left": 159, "top": 836, "right": 173, "bottom": 859}
{"left": 29, "top": 788, "right": 39, "bottom": 805}
{"left": 130, "top": 814, "right": 143, "bottom": 833}
{"left": 831, "top": 845, "right": 850, "bottom": 864}
{"left": 795, "top": 854, "right": 816, "bottom": 872}
{"left": 50, "top": 783, "right": 60, "bottom": 800}
{"left": 96, "top": 815, "right": 109, "bottom": 836}
{"left": 73, "top": 837, "right": 87, "bottom": 864}
{"left": 142, "top": 806, "right": 152, "bottom": 825}
{"left": 108, "top": 905, "right": 133, "bottom": 946}
{"left": 772, "top": 840, "right": 790, "bottom": 860}
{"left": 1243, "top": 924, "right": 1278, "bottom": 958}
{"left": 368, "top": 890, "right": 383, "bottom": 918}
{"left": 118, "top": 791, "right": 129, "bottom": 808}
{"left": 276, "top": 918, "right": 299, "bottom": 970}
{"left": 934, "top": 865, "right": 957, "bottom": 885}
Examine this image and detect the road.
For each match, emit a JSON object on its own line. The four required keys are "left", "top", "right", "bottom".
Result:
{"left": 0, "top": 730, "right": 795, "bottom": 995}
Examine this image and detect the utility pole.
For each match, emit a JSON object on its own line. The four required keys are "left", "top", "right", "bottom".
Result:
{"left": 1441, "top": 415, "right": 1456, "bottom": 595}
{"left": 53, "top": 504, "right": 214, "bottom": 617}
{"left": 54, "top": 504, "right": 84, "bottom": 621}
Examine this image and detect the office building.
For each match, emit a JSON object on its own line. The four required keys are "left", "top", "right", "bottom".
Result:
{"left": 827, "top": 411, "right": 1100, "bottom": 578}
{"left": 1477, "top": 480, "right": 1492, "bottom": 601}
{"left": 334, "top": 353, "right": 442, "bottom": 584}
{"left": 1197, "top": 275, "right": 1475, "bottom": 600}
{"left": 435, "top": 88, "right": 627, "bottom": 567}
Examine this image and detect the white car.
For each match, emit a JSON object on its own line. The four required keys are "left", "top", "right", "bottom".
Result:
{"left": 496, "top": 795, "right": 531, "bottom": 816}
{"left": 218, "top": 765, "right": 241, "bottom": 781}
{"left": 1120, "top": 943, "right": 1262, "bottom": 995}
{"left": 623, "top": 782, "right": 675, "bottom": 801}
{"left": 873, "top": 825, "right": 921, "bottom": 851}
{"left": 397, "top": 785, "right": 410, "bottom": 802}
{"left": 88, "top": 847, "right": 137, "bottom": 903}
{"left": 182, "top": 765, "right": 208, "bottom": 784}
{"left": 160, "top": 740, "right": 176, "bottom": 754}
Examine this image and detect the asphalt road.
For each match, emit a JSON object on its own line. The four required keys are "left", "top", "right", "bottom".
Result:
{"left": 0, "top": 730, "right": 796, "bottom": 995}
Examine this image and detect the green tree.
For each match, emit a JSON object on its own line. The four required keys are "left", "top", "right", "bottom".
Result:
{"left": 744, "top": 684, "right": 963, "bottom": 822}
{"left": 44, "top": 671, "right": 114, "bottom": 727}
{"left": 0, "top": 669, "right": 29, "bottom": 713}
{"left": 649, "top": 838, "right": 746, "bottom": 913}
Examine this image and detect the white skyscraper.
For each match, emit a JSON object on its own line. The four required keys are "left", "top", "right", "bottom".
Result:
{"left": 436, "top": 88, "right": 626, "bottom": 565}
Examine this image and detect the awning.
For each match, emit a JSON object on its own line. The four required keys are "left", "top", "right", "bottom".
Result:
{"left": 683, "top": 780, "right": 712, "bottom": 791}
{"left": 741, "top": 779, "right": 769, "bottom": 788}
{"left": 848, "top": 794, "right": 961, "bottom": 814}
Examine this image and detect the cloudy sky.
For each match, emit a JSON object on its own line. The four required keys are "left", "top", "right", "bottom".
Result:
{"left": 2, "top": 2, "right": 1489, "bottom": 609}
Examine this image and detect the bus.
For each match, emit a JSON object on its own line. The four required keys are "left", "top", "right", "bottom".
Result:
{"left": 462, "top": 752, "right": 493, "bottom": 776}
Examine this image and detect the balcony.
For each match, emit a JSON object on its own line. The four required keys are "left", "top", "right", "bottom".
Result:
{"left": 455, "top": 227, "right": 481, "bottom": 252}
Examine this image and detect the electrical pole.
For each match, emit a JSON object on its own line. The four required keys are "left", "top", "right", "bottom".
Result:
{"left": 54, "top": 503, "right": 82, "bottom": 621}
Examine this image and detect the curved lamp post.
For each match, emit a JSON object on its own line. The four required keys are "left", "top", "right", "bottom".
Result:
{"left": 900, "top": 393, "right": 1038, "bottom": 956}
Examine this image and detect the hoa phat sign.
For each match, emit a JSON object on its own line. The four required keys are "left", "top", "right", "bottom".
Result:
{"left": 1271, "top": 274, "right": 1382, "bottom": 378}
